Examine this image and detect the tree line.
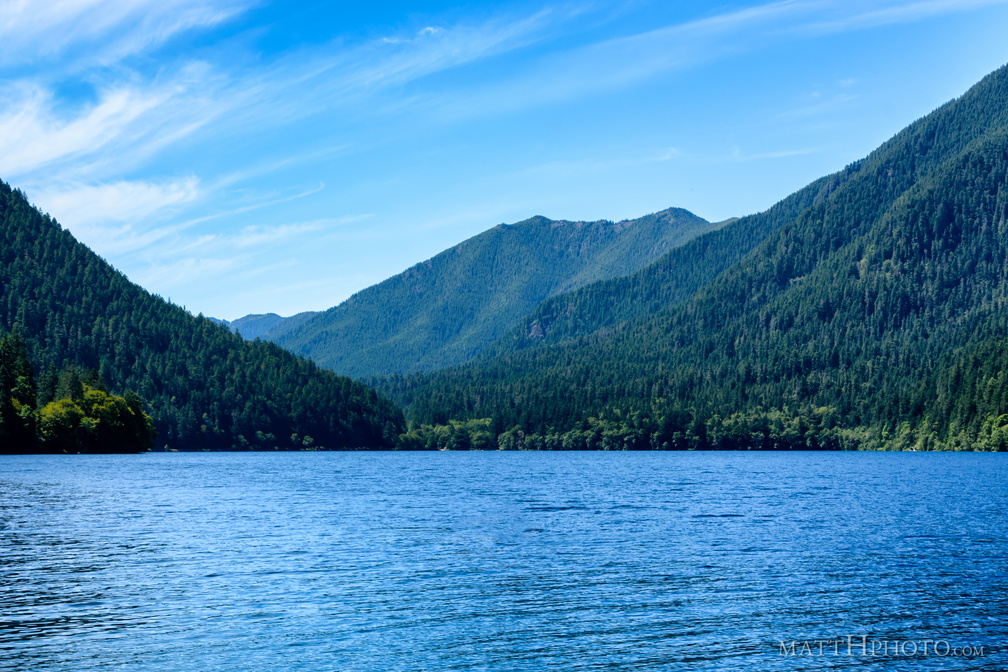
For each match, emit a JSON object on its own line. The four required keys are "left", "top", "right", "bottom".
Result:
{"left": 1, "top": 328, "right": 155, "bottom": 452}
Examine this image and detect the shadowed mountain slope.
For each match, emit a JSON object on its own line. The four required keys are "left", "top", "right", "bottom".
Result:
{"left": 0, "top": 182, "right": 403, "bottom": 451}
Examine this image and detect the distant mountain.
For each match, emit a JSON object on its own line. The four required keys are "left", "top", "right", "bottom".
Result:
{"left": 0, "top": 181, "right": 403, "bottom": 451}
{"left": 227, "top": 311, "right": 318, "bottom": 341}
{"left": 384, "top": 63, "right": 1008, "bottom": 451}
{"left": 243, "top": 208, "right": 722, "bottom": 378}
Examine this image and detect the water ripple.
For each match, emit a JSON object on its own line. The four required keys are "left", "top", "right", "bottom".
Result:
{"left": 1, "top": 451, "right": 1006, "bottom": 671}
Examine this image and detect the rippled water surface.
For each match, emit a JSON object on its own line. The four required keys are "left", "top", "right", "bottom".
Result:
{"left": 1, "top": 451, "right": 1006, "bottom": 670}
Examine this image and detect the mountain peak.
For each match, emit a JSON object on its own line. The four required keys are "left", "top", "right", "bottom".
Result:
{"left": 241, "top": 206, "right": 716, "bottom": 377}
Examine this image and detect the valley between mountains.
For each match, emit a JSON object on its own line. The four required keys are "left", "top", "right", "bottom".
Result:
{"left": 5, "top": 64, "right": 1008, "bottom": 452}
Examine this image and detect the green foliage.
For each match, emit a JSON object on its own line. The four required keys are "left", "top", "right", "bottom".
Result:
{"left": 395, "top": 405, "right": 861, "bottom": 451}
{"left": 53, "top": 364, "right": 85, "bottom": 402}
{"left": 381, "top": 64, "right": 1008, "bottom": 452}
{"left": 396, "top": 418, "right": 496, "bottom": 451}
{"left": 242, "top": 208, "right": 720, "bottom": 377}
{"left": 0, "top": 183, "right": 405, "bottom": 450}
{"left": 36, "top": 398, "right": 85, "bottom": 452}
{"left": 906, "top": 338, "right": 1008, "bottom": 451}
{"left": 1, "top": 333, "right": 155, "bottom": 453}
{"left": 36, "top": 384, "right": 155, "bottom": 453}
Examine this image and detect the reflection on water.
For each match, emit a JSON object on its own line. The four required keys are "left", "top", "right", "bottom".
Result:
{"left": 1, "top": 451, "right": 1006, "bottom": 671}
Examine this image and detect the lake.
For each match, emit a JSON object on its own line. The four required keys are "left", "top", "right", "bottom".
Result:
{"left": 1, "top": 451, "right": 1005, "bottom": 670}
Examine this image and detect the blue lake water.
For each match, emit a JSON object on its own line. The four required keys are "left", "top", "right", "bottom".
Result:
{"left": 1, "top": 451, "right": 1006, "bottom": 671}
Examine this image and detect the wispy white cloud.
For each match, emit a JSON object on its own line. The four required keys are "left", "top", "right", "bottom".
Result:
{"left": 652, "top": 148, "right": 683, "bottom": 162}
{"left": 133, "top": 256, "right": 244, "bottom": 300}
{"left": 233, "top": 221, "right": 328, "bottom": 249}
{"left": 7, "top": 0, "right": 895, "bottom": 187}
{"left": 127, "top": 216, "right": 362, "bottom": 302}
{"left": 173, "top": 182, "right": 327, "bottom": 229}
{"left": 790, "top": 0, "right": 1008, "bottom": 35}
{"left": 777, "top": 91, "right": 861, "bottom": 120}
{"left": 27, "top": 177, "right": 201, "bottom": 259}
{"left": 0, "top": 0, "right": 994, "bottom": 187}
{"left": 0, "top": 2, "right": 564, "bottom": 218}
{"left": 245, "top": 7, "right": 562, "bottom": 125}
{"left": 3, "top": 0, "right": 1000, "bottom": 174}
{"left": 729, "top": 146, "right": 822, "bottom": 161}
{"left": 0, "top": 0, "right": 251, "bottom": 67}
{"left": 423, "top": 0, "right": 1008, "bottom": 119}
{"left": 33, "top": 177, "right": 201, "bottom": 225}
{"left": 0, "top": 81, "right": 180, "bottom": 177}
{"left": 25, "top": 176, "right": 346, "bottom": 293}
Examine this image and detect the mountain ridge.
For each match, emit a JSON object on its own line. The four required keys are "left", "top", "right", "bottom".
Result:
{"left": 238, "top": 207, "right": 722, "bottom": 378}
{"left": 226, "top": 311, "right": 319, "bottom": 341}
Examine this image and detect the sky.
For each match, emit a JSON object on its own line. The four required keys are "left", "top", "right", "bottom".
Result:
{"left": 2, "top": 0, "right": 1008, "bottom": 320}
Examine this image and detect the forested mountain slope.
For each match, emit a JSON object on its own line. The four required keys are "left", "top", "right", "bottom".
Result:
{"left": 256, "top": 208, "right": 720, "bottom": 378}
{"left": 485, "top": 175, "right": 846, "bottom": 356}
{"left": 385, "top": 63, "right": 1008, "bottom": 451}
{"left": 0, "top": 182, "right": 403, "bottom": 451}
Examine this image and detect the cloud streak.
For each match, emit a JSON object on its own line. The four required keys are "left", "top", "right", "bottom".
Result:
{"left": 422, "top": 0, "right": 1008, "bottom": 119}
{"left": 0, "top": 1, "right": 579, "bottom": 314}
{"left": 0, "top": 3, "right": 564, "bottom": 210}
{"left": 0, "top": 81, "right": 177, "bottom": 177}
{"left": 126, "top": 216, "right": 357, "bottom": 305}
{"left": 790, "top": 0, "right": 1008, "bottom": 35}
{"left": 9, "top": 0, "right": 994, "bottom": 188}
{"left": 0, "top": 0, "right": 250, "bottom": 68}
{"left": 34, "top": 177, "right": 201, "bottom": 227}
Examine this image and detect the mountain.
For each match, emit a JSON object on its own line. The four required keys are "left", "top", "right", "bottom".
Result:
{"left": 484, "top": 180, "right": 837, "bottom": 357}
{"left": 383, "top": 63, "right": 1008, "bottom": 452}
{"left": 242, "top": 208, "right": 722, "bottom": 378}
{"left": 0, "top": 181, "right": 404, "bottom": 451}
{"left": 227, "top": 311, "right": 318, "bottom": 341}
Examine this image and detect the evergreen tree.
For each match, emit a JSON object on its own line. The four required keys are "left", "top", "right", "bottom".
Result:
{"left": 0, "top": 328, "right": 37, "bottom": 451}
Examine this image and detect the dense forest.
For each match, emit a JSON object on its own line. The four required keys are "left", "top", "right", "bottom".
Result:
{"left": 380, "top": 63, "right": 1008, "bottom": 452}
{"left": 232, "top": 208, "right": 721, "bottom": 378}
{"left": 0, "top": 181, "right": 404, "bottom": 452}
{"left": 485, "top": 175, "right": 841, "bottom": 357}
{"left": 1, "top": 327, "right": 155, "bottom": 452}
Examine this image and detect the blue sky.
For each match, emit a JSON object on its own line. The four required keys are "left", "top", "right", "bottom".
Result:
{"left": 3, "top": 0, "right": 1008, "bottom": 320}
